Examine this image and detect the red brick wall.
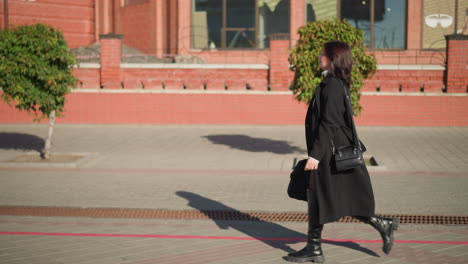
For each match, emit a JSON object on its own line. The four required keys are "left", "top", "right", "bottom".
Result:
{"left": 120, "top": 0, "right": 155, "bottom": 54}
{"left": 73, "top": 65, "right": 447, "bottom": 93}
{"left": 0, "top": 0, "right": 446, "bottom": 67}
{"left": 364, "top": 70, "right": 445, "bottom": 92}
{"left": 72, "top": 64, "right": 269, "bottom": 90}
{"left": 356, "top": 95, "right": 468, "bottom": 126}
{"left": 372, "top": 50, "right": 446, "bottom": 65}
{"left": 100, "top": 36, "right": 123, "bottom": 88}
{"left": 445, "top": 35, "right": 468, "bottom": 93}
{"left": 269, "top": 39, "right": 294, "bottom": 91}
{"left": 1, "top": 92, "right": 467, "bottom": 126}
{"left": 0, "top": 0, "right": 95, "bottom": 48}
{"left": 73, "top": 68, "right": 100, "bottom": 88}
{"left": 121, "top": 68, "right": 268, "bottom": 90}
{"left": 190, "top": 50, "right": 270, "bottom": 64}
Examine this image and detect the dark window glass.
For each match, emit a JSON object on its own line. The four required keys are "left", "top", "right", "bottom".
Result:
{"left": 373, "top": 0, "right": 406, "bottom": 49}
{"left": 193, "top": 0, "right": 222, "bottom": 49}
{"left": 340, "top": 0, "right": 371, "bottom": 47}
{"left": 259, "top": 0, "right": 290, "bottom": 48}
{"left": 226, "top": 0, "right": 255, "bottom": 28}
{"left": 340, "top": 0, "right": 407, "bottom": 49}
{"left": 192, "top": 0, "right": 290, "bottom": 49}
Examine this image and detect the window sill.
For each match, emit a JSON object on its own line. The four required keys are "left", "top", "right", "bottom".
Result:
{"left": 190, "top": 48, "right": 270, "bottom": 52}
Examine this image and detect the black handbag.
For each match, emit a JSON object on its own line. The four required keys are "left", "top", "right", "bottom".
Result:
{"left": 287, "top": 159, "right": 309, "bottom": 201}
{"left": 331, "top": 85, "right": 365, "bottom": 172}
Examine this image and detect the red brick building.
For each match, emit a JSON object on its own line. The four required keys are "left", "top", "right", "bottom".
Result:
{"left": 0, "top": 0, "right": 467, "bottom": 125}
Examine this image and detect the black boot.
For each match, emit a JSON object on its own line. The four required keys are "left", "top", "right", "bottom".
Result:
{"left": 284, "top": 224, "right": 325, "bottom": 263}
{"left": 284, "top": 188, "right": 325, "bottom": 263}
{"left": 355, "top": 216, "right": 400, "bottom": 254}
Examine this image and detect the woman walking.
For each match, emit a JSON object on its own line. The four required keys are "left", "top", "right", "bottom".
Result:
{"left": 284, "top": 41, "right": 399, "bottom": 263}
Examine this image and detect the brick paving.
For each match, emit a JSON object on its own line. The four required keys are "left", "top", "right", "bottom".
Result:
{"left": 0, "top": 124, "right": 467, "bottom": 263}
{"left": 0, "top": 216, "right": 467, "bottom": 264}
{"left": 0, "top": 124, "right": 467, "bottom": 172}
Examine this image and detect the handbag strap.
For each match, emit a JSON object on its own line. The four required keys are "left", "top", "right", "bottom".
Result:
{"left": 342, "top": 85, "right": 362, "bottom": 150}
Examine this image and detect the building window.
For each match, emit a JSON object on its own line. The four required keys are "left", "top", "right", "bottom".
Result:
{"left": 124, "top": 0, "right": 149, "bottom": 6}
{"left": 422, "top": 0, "right": 468, "bottom": 49}
{"left": 306, "top": 0, "right": 337, "bottom": 23}
{"left": 340, "top": 0, "right": 407, "bottom": 49}
{"left": 192, "top": 0, "right": 290, "bottom": 49}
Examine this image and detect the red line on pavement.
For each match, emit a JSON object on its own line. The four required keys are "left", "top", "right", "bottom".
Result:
{"left": 1, "top": 231, "right": 467, "bottom": 245}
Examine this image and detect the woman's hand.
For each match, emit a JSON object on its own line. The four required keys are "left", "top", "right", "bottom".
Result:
{"left": 305, "top": 157, "right": 319, "bottom": 171}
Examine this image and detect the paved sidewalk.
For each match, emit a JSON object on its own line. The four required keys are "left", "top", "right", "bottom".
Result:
{"left": 0, "top": 125, "right": 467, "bottom": 215}
{"left": 0, "top": 124, "right": 467, "bottom": 172}
{"left": 1, "top": 215, "right": 468, "bottom": 264}
{"left": 0, "top": 124, "right": 467, "bottom": 263}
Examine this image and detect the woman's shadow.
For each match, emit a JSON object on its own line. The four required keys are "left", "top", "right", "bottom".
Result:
{"left": 176, "top": 191, "right": 378, "bottom": 256}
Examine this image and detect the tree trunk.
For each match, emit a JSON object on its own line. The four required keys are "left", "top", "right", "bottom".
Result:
{"left": 42, "top": 110, "right": 56, "bottom": 160}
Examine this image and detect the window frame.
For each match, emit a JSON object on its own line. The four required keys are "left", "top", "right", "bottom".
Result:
{"left": 220, "top": 0, "right": 258, "bottom": 49}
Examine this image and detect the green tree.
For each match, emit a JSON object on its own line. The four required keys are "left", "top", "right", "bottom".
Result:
{"left": 289, "top": 19, "right": 377, "bottom": 115}
{"left": 0, "top": 24, "right": 77, "bottom": 159}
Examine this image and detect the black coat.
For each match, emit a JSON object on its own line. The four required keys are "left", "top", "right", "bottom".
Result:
{"left": 305, "top": 76, "right": 375, "bottom": 225}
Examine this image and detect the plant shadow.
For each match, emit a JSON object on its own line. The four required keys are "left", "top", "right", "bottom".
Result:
{"left": 176, "top": 191, "right": 379, "bottom": 257}
{"left": 0, "top": 132, "right": 44, "bottom": 152}
{"left": 202, "top": 135, "right": 305, "bottom": 154}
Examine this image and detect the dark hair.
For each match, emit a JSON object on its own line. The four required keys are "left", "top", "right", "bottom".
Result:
{"left": 323, "top": 41, "right": 353, "bottom": 88}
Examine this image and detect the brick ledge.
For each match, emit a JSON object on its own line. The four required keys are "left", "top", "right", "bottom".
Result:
{"left": 70, "top": 89, "right": 468, "bottom": 97}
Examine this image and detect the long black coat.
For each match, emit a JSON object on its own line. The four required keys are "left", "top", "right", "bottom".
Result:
{"left": 305, "top": 76, "right": 375, "bottom": 225}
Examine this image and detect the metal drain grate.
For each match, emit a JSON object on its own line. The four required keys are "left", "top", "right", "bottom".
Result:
{"left": 0, "top": 206, "right": 467, "bottom": 225}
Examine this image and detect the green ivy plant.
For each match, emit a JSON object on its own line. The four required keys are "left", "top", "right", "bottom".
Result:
{"left": 289, "top": 19, "right": 377, "bottom": 115}
{"left": 0, "top": 24, "right": 77, "bottom": 159}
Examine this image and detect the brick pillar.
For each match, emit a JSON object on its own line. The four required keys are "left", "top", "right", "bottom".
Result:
{"left": 269, "top": 34, "right": 294, "bottom": 91}
{"left": 289, "top": 0, "right": 305, "bottom": 48}
{"left": 154, "top": 0, "right": 166, "bottom": 58}
{"left": 445, "top": 34, "right": 468, "bottom": 93}
{"left": 406, "top": 0, "right": 422, "bottom": 50}
{"left": 177, "top": 0, "right": 191, "bottom": 55}
{"left": 100, "top": 34, "right": 122, "bottom": 89}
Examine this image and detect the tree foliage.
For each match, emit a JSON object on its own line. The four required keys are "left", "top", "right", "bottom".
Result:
{"left": 0, "top": 23, "right": 77, "bottom": 120}
{"left": 289, "top": 19, "right": 377, "bottom": 115}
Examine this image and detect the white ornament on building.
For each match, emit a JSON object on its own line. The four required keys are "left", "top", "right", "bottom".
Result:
{"left": 425, "top": 14, "right": 453, "bottom": 28}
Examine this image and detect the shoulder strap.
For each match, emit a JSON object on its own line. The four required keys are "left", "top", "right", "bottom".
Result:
{"left": 314, "top": 84, "right": 321, "bottom": 113}
{"left": 342, "top": 85, "right": 362, "bottom": 150}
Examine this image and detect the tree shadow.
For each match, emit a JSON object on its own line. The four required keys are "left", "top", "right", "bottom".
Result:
{"left": 0, "top": 132, "right": 44, "bottom": 152}
{"left": 176, "top": 191, "right": 379, "bottom": 257}
{"left": 202, "top": 135, "right": 305, "bottom": 154}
